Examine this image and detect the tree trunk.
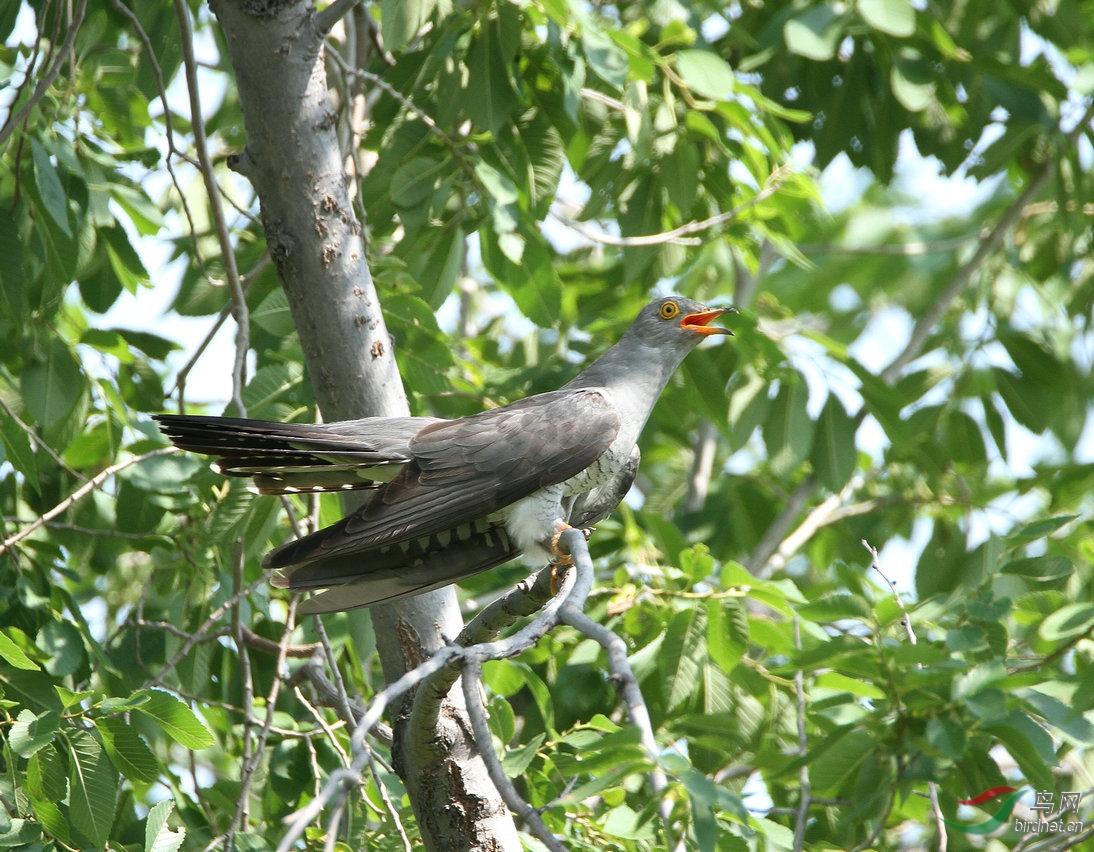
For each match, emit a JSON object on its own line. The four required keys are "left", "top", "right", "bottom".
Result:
{"left": 208, "top": 1, "right": 519, "bottom": 847}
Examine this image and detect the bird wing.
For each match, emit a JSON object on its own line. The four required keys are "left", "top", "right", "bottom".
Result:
{"left": 154, "top": 414, "right": 441, "bottom": 493}
{"left": 264, "top": 387, "right": 620, "bottom": 572}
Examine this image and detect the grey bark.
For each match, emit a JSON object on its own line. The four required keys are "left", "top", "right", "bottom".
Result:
{"left": 208, "top": 1, "right": 519, "bottom": 847}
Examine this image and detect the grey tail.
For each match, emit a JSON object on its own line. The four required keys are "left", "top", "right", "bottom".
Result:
{"left": 270, "top": 521, "right": 520, "bottom": 613}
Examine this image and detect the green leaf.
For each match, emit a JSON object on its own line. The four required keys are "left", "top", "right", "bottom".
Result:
{"left": 674, "top": 49, "right": 735, "bottom": 100}
{"left": 381, "top": 0, "right": 435, "bottom": 52}
{"left": 993, "top": 366, "right": 1050, "bottom": 433}
{"left": 10, "top": 709, "right": 60, "bottom": 758}
{"left": 858, "top": 0, "right": 916, "bottom": 37}
{"left": 808, "top": 727, "right": 874, "bottom": 794}
{"left": 0, "top": 206, "right": 26, "bottom": 319}
{"left": 466, "top": 14, "right": 523, "bottom": 133}
{"left": 814, "top": 672, "right": 886, "bottom": 699}
{"left": 20, "top": 340, "right": 88, "bottom": 429}
{"left": 1004, "top": 515, "right": 1078, "bottom": 545}
{"left": 94, "top": 716, "right": 160, "bottom": 783}
{"left": 784, "top": 4, "right": 844, "bottom": 61}
{"left": 29, "top": 796, "right": 70, "bottom": 846}
{"left": 811, "top": 394, "right": 857, "bottom": 491}
{"left": 31, "top": 139, "right": 72, "bottom": 236}
{"left": 581, "top": 24, "right": 628, "bottom": 88}
{"left": 706, "top": 598, "right": 748, "bottom": 673}
{"left": 36, "top": 620, "right": 84, "bottom": 677}
{"left": 0, "top": 630, "right": 41, "bottom": 671}
{"left": 391, "top": 156, "right": 445, "bottom": 209}
{"left": 479, "top": 224, "right": 561, "bottom": 327}
{"left": 66, "top": 730, "right": 118, "bottom": 848}
{"left": 943, "top": 409, "right": 986, "bottom": 467}
{"left": 500, "top": 733, "right": 545, "bottom": 779}
{"left": 1038, "top": 602, "right": 1094, "bottom": 642}
{"left": 984, "top": 713, "right": 1055, "bottom": 791}
{"left": 145, "top": 800, "right": 186, "bottom": 852}
{"left": 663, "top": 607, "right": 707, "bottom": 713}
{"left": 797, "top": 593, "right": 871, "bottom": 622}
{"left": 1001, "top": 555, "right": 1072, "bottom": 582}
{"left": 26, "top": 743, "right": 68, "bottom": 802}
{"left": 763, "top": 380, "right": 813, "bottom": 478}
{"left": 926, "top": 716, "right": 965, "bottom": 756}
{"left": 133, "top": 690, "right": 214, "bottom": 749}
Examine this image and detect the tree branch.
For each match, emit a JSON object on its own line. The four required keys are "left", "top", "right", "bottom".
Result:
{"left": 0, "top": 0, "right": 88, "bottom": 147}
{"left": 0, "top": 448, "right": 179, "bottom": 557}
{"left": 174, "top": 0, "right": 250, "bottom": 413}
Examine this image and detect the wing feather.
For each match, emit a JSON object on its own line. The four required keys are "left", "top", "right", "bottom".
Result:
{"left": 265, "top": 388, "right": 620, "bottom": 571}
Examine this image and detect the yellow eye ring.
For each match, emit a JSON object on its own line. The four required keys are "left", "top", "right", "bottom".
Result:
{"left": 658, "top": 301, "right": 680, "bottom": 320}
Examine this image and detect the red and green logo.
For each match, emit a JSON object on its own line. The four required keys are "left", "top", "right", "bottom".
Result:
{"left": 945, "top": 786, "right": 1024, "bottom": 834}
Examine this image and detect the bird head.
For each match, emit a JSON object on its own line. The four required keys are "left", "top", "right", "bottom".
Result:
{"left": 635, "top": 296, "right": 736, "bottom": 353}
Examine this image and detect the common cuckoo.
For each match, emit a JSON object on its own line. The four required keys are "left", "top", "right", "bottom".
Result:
{"left": 155, "top": 296, "right": 733, "bottom": 612}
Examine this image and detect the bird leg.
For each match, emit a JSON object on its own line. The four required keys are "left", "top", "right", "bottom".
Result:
{"left": 548, "top": 520, "right": 596, "bottom": 594}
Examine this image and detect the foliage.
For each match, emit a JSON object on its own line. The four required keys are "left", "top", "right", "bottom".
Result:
{"left": 1, "top": 0, "right": 1093, "bottom": 850}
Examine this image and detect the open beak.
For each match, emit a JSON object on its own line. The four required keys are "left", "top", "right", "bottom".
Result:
{"left": 680, "top": 306, "right": 737, "bottom": 336}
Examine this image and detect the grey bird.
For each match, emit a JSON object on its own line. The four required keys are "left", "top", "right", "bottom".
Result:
{"left": 155, "top": 296, "right": 733, "bottom": 613}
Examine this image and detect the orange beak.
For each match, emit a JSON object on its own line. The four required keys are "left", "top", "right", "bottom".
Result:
{"left": 680, "top": 307, "right": 736, "bottom": 336}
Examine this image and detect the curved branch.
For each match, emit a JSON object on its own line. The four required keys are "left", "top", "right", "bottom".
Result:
{"left": 0, "top": 0, "right": 89, "bottom": 147}
{"left": 0, "top": 448, "right": 179, "bottom": 557}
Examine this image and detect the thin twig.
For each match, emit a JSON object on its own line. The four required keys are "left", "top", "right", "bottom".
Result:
{"left": 173, "top": 0, "right": 250, "bottom": 413}
{"left": 0, "top": 396, "right": 87, "bottom": 483}
{"left": 461, "top": 659, "right": 568, "bottom": 852}
{"left": 792, "top": 618, "right": 810, "bottom": 852}
{"left": 862, "top": 539, "right": 915, "bottom": 644}
{"left": 277, "top": 529, "right": 614, "bottom": 849}
{"left": 0, "top": 0, "right": 88, "bottom": 147}
{"left": 314, "top": 0, "right": 362, "bottom": 33}
{"left": 0, "top": 448, "right": 179, "bottom": 556}
{"left": 551, "top": 165, "right": 790, "bottom": 248}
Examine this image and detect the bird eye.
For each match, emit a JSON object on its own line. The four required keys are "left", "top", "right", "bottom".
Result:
{"left": 658, "top": 301, "right": 680, "bottom": 320}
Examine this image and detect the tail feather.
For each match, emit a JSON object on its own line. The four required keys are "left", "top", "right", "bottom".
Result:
{"left": 270, "top": 522, "right": 519, "bottom": 612}
{"left": 154, "top": 413, "right": 437, "bottom": 492}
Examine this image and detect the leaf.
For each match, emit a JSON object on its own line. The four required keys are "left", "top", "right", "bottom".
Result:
{"left": 926, "top": 716, "right": 965, "bottom": 756}
{"left": 0, "top": 629, "right": 41, "bottom": 671}
{"left": 663, "top": 607, "right": 707, "bottom": 713}
{"left": 94, "top": 716, "right": 160, "bottom": 783}
{"left": 796, "top": 593, "right": 871, "bottom": 622}
{"left": 133, "top": 690, "right": 214, "bottom": 749}
{"left": 581, "top": 24, "right": 628, "bottom": 88}
{"left": 762, "top": 380, "right": 813, "bottom": 478}
{"left": 20, "top": 339, "right": 87, "bottom": 429}
{"left": 1001, "top": 555, "right": 1072, "bottom": 582}
{"left": 26, "top": 744, "right": 68, "bottom": 802}
{"left": 706, "top": 598, "right": 748, "bottom": 673}
{"left": 858, "top": 0, "right": 916, "bottom": 37}
{"left": 466, "top": 14, "right": 523, "bottom": 133}
{"left": 1004, "top": 514, "right": 1078, "bottom": 545}
{"left": 814, "top": 672, "right": 886, "bottom": 699}
{"left": 984, "top": 713, "right": 1055, "bottom": 791}
{"left": 66, "top": 730, "right": 118, "bottom": 848}
{"left": 31, "top": 139, "right": 71, "bottom": 236}
{"left": 808, "top": 727, "right": 874, "bottom": 794}
{"left": 0, "top": 206, "right": 26, "bottom": 319}
{"left": 145, "top": 800, "right": 186, "bottom": 852}
{"left": 391, "top": 156, "right": 445, "bottom": 209}
{"left": 674, "top": 49, "right": 735, "bottom": 100}
{"left": 36, "top": 620, "right": 84, "bottom": 677}
{"left": 784, "top": 4, "right": 844, "bottom": 61}
{"left": 10, "top": 709, "right": 60, "bottom": 758}
{"left": 381, "top": 0, "right": 435, "bottom": 53}
{"left": 1039, "top": 603, "right": 1094, "bottom": 642}
{"left": 811, "top": 394, "right": 857, "bottom": 491}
